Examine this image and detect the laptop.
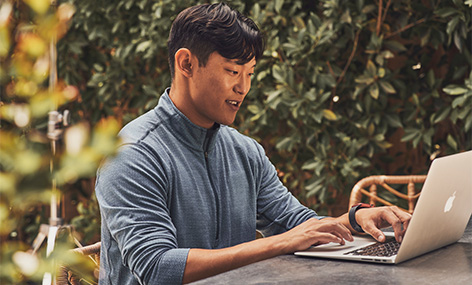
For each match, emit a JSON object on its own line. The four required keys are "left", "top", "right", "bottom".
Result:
{"left": 295, "top": 150, "right": 472, "bottom": 264}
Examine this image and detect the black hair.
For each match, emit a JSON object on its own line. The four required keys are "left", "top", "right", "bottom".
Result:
{"left": 167, "top": 3, "right": 265, "bottom": 78}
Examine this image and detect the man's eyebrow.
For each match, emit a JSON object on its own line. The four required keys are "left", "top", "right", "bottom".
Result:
{"left": 225, "top": 58, "right": 256, "bottom": 67}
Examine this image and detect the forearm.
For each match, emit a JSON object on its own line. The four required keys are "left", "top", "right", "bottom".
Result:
{"left": 324, "top": 213, "right": 355, "bottom": 233}
{"left": 183, "top": 234, "right": 289, "bottom": 283}
{"left": 327, "top": 206, "right": 412, "bottom": 243}
{"left": 182, "top": 217, "right": 354, "bottom": 283}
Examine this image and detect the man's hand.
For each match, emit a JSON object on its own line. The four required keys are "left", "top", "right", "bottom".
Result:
{"left": 183, "top": 218, "right": 354, "bottom": 283}
{"left": 354, "top": 206, "right": 411, "bottom": 243}
{"left": 276, "top": 218, "right": 354, "bottom": 252}
{"left": 182, "top": 209, "right": 409, "bottom": 283}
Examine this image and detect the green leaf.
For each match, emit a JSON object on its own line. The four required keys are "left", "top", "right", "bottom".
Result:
{"left": 142, "top": 85, "right": 158, "bottom": 96}
{"left": 247, "top": 104, "right": 261, "bottom": 114}
{"left": 384, "top": 114, "right": 403, "bottom": 128}
{"left": 443, "top": 85, "right": 468, "bottom": 95}
{"left": 384, "top": 40, "right": 407, "bottom": 52}
{"left": 432, "top": 107, "right": 451, "bottom": 124}
{"left": 446, "top": 17, "right": 460, "bottom": 36}
{"left": 0, "top": 173, "right": 16, "bottom": 194}
{"left": 138, "top": 14, "right": 151, "bottom": 22}
{"left": 452, "top": 96, "right": 468, "bottom": 108}
{"left": 275, "top": 0, "right": 284, "bottom": 13}
{"left": 465, "top": 114, "right": 472, "bottom": 131}
{"left": 266, "top": 89, "right": 283, "bottom": 103}
{"left": 434, "top": 7, "right": 458, "bottom": 18}
{"left": 306, "top": 178, "right": 324, "bottom": 196}
{"left": 426, "top": 70, "right": 436, "bottom": 88}
{"left": 275, "top": 137, "right": 294, "bottom": 151}
{"left": 401, "top": 129, "right": 421, "bottom": 142}
{"left": 366, "top": 60, "right": 377, "bottom": 76}
{"left": 379, "top": 81, "right": 396, "bottom": 94}
{"left": 376, "top": 140, "right": 393, "bottom": 149}
{"left": 136, "top": 40, "right": 151, "bottom": 53}
{"left": 369, "top": 83, "right": 379, "bottom": 99}
{"left": 420, "top": 28, "right": 431, "bottom": 46}
{"left": 272, "top": 65, "right": 286, "bottom": 84}
{"left": 15, "top": 151, "right": 42, "bottom": 175}
{"left": 447, "top": 134, "right": 458, "bottom": 151}
{"left": 322, "top": 109, "right": 337, "bottom": 121}
{"left": 355, "top": 75, "right": 375, "bottom": 85}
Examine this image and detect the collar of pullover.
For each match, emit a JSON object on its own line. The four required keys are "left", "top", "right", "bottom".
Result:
{"left": 154, "top": 88, "right": 221, "bottom": 153}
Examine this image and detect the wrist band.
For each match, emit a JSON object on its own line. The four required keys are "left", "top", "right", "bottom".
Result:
{"left": 349, "top": 203, "right": 373, "bottom": 233}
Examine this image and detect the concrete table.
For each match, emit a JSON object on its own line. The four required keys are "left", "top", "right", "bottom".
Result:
{"left": 193, "top": 217, "right": 472, "bottom": 284}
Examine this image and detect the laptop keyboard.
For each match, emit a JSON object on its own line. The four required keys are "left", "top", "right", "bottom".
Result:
{"left": 344, "top": 238, "right": 400, "bottom": 257}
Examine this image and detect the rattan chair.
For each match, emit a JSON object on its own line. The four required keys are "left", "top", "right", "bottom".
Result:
{"left": 349, "top": 175, "right": 427, "bottom": 214}
{"left": 57, "top": 242, "right": 101, "bottom": 285}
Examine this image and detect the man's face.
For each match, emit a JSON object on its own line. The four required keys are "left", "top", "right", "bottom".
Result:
{"left": 186, "top": 52, "right": 256, "bottom": 128}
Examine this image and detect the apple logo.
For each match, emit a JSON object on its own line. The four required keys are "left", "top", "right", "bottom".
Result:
{"left": 444, "top": 191, "right": 456, "bottom": 213}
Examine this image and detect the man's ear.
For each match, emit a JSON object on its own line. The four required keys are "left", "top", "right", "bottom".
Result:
{"left": 174, "top": 48, "right": 193, "bottom": 78}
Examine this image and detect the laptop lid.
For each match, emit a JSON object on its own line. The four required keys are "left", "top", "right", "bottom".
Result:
{"left": 295, "top": 150, "right": 472, "bottom": 264}
{"left": 395, "top": 150, "right": 472, "bottom": 263}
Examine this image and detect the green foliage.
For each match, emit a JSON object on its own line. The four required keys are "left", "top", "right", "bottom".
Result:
{"left": 238, "top": 0, "right": 471, "bottom": 212}
{"left": 0, "top": 0, "right": 119, "bottom": 282}
{"left": 1, "top": 0, "right": 469, "bottom": 281}
{"left": 70, "top": 192, "right": 101, "bottom": 243}
{"left": 58, "top": 0, "right": 471, "bottom": 217}
{"left": 58, "top": 0, "right": 207, "bottom": 124}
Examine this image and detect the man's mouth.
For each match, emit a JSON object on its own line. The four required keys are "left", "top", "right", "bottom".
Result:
{"left": 225, "top": 100, "right": 240, "bottom": 107}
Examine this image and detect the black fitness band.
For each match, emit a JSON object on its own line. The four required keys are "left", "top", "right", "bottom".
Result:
{"left": 349, "top": 203, "right": 373, "bottom": 233}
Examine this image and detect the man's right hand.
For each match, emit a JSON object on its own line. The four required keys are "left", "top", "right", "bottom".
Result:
{"left": 276, "top": 218, "right": 354, "bottom": 253}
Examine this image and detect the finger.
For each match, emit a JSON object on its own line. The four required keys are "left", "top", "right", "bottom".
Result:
{"left": 351, "top": 210, "right": 385, "bottom": 242}
{"left": 315, "top": 232, "right": 346, "bottom": 245}
{"left": 334, "top": 224, "right": 354, "bottom": 242}
{"left": 362, "top": 222, "right": 386, "bottom": 242}
{"left": 328, "top": 231, "right": 347, "bottom": 245}
{"left": 390, "top": 207, "right": 412, "bottom": 240}
{"left": 402, "top": 218, "right": 410, "bottom": 234}
{"left": 380, "top": 209, "right": 407, "bottom": 242}
{"left": 311, "top": 222, "right": 350, "bottom": 245}
{"left": 391, "top": 207, "right": 411, "bottom": 228}
{"left": 320, "top": 222, "right": 354, "bottom": 242}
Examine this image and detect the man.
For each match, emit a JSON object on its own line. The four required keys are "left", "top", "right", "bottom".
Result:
{"left": 95, "top": 3, "right": 410, "bottom": 284}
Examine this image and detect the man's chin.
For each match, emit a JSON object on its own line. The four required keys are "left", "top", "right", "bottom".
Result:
{"left": 217, "top": 117, "right": 237, "bottom": 126}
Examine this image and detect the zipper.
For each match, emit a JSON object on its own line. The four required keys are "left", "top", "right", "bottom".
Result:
{"left": 203, "top": 128, "right": 220, "bottom": 247}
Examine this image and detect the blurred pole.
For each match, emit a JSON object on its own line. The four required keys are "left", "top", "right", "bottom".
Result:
{"left": 29, "top": 2, "right": 74, "bottom": 284}
{"left": 43, "top": 1, "right": 60, "bottom": 284}
{"left": 49, "top": 0, "right": 58, "bottom": 227}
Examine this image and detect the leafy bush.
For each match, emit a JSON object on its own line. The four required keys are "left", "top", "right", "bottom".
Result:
{"left": 1, "top": 0, "right": 469, "bottom": 281}
{"left": 59, "top": 0, "right": 470, "bottom": 216}
{"left": 239, "top": 0, "right": 472, "bottom": 214}
{"left": 0, "top": 0, "right": 119, "bottom": 282}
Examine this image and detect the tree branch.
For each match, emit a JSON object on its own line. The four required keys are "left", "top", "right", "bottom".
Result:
{"left": 377, "top": 0, "right": 383, "bottom": 36}
{"left": 385, "top": 18, "right": 426, "bottom": 39}
{"left": 337, "top": 29, "right": 361, "bottom": 85}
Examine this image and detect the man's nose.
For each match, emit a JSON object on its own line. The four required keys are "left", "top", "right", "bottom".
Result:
{"left": 234, "top": 75, "right": 251, "bottom": 95}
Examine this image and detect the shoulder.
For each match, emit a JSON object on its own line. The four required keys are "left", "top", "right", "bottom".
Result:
{"left": 102, "top": 109, "right": 172, "bottom": 175}
{"left": 119, "top": 109, "right": 161, "bottom": 145}
{"left": 218, "top": 125, "right": 267, "bottom": 166}
{"left": 219, "top": 125, "right": 264, "bottom": 151}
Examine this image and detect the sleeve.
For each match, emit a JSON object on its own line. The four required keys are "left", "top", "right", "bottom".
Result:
{"left": 95, "top": 143, "right": 188, "bottom": 284}
{"left": 252, "top": 141, "right": 325, "bottom": 237}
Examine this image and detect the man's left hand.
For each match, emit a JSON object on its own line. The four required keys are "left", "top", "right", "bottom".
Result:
{"left": 354, "top": 206, "right": 411, "bottom": 243}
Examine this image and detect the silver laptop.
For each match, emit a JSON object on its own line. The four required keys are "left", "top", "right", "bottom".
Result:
{"left": 295, "top": 150, "right": 472, "bottom": 264}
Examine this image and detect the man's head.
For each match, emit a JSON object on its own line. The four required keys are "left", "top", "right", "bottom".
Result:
{"left": 167, "top": 3, "right": 264, "bottom": 79}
